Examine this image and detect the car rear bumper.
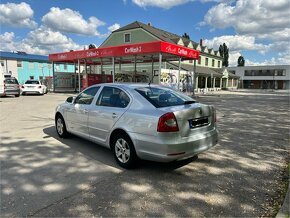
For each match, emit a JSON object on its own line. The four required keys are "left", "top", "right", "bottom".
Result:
{"left": 22, "top": 89, "right": 43, "bottom": 94}
{"left": 130, "top": 128, "right": 218, "bottom": 162}
{"left": 5, "top": 89, "right": 20, "bottom": 95}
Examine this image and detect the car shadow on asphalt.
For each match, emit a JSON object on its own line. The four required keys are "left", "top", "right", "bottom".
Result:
{"left": 43, "top": 126, "right": 199, "bottom": 171}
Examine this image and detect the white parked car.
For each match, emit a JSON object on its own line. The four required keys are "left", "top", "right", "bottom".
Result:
{"left": 21, "top": 80, "right": 47, "bottom": 95}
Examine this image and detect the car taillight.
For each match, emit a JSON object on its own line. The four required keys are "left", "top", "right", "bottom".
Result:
{"left": 38, "top": 86, "right": 42, "bottom": 88}
{"left": 157, "top": 112, "right": 179, "bottom": 132}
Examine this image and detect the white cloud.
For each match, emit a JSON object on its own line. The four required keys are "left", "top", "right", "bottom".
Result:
{"left": 0, "top": 28, "right": 83, "bottom": 55}
{"left": 42, "top": 7, "right": 105, "bottom": 36}
{"left": 132, "top": 0, "right": 191, "bottom": 9}
{"left": 0, "top": 2, "right": 37, "bottom": 28}
{"left": 108, "top": 23, "right": 121, "bottom": 32}
{"left": 204, "top": 35, "right": 269, "bottom": 53}
{"left": 202, "top": 0, "right": 290, "bottom": 41}
{"left": 0, "top": 32, "right": 15, "bottom": 43}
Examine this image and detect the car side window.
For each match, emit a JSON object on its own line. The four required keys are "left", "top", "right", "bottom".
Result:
{"left": 75, "top": 86, "right": 100, "bottom": 105}
{"left": 96, "top": 87, "right": 130, "bottom": 108}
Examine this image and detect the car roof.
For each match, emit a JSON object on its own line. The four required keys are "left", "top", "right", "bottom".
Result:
{"left": 93, "top": 83, "right": 162, "bottom": 89}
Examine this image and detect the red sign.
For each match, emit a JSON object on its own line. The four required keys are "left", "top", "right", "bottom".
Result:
{"left": 49, "top": 41, "right": 200, "bottom": 62}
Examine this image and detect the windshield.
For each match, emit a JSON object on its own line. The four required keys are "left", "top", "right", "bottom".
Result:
{"left": 135, "top": 86, "right": 195, "bottom": 108}
{"left": 25, "top": 80, "right": 40, "bottom": 85}
{"left": 5, "top": 78, "right": 19, "bottom": 84}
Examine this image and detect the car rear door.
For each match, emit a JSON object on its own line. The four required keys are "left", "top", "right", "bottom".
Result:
{"left": 88, "top": 86, "right": 131, "bottom": 144}
{"left": 65, "top": 86, "right": 100, "bottom": 138}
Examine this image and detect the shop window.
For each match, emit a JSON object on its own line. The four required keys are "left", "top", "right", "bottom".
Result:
{"left": 205, "top": 58, "right": 208, "bottom": 66}
{"left": 64, "top": 64, "right": 67, "bottom": 70}
{"left": 124, "top": 33, "right": 131, "bottom": 43}
{"left": 17, "top": 60, "right": 22, "bottom": 68}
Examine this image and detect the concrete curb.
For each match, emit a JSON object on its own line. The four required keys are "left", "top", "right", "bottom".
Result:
{"left": 276, "top": 183, "right": 290, "bottom": 218}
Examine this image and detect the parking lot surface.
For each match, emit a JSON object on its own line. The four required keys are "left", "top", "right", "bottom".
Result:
{"left": 0, "top": 91, "right": 289, "bottom": 217}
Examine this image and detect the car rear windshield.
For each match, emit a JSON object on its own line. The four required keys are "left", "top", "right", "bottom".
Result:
{"left": 135, "top": 87, "right": 195, "bottom": 108}
{"left": 25, "top": 80, "right": 40, "bottom": 84}
{"left": 5, "top": 78, "right": 19, "bottom": 84}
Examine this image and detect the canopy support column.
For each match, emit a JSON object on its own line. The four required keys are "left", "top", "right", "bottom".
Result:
{"left": 158, "top": 53, "right": 162, "bottom": 85}
{"left": 112, "top": 57, "right": 115, "bottom": 83}
{"left": 178, "top": 58, "right": 181, "bottom": 91}
{"left": 192, "top": 59, "right": 196, "bottom": 96}
{"left": 134, "top": 55, "right": 137, "bottom": 82}
{"left": 52, "top": 62, "right": 55, "bottom": 93}
{"left": 151, "top": 57, "right": 154, "bottom": 83}
{"left": 78, "top": 59, "right": 81, "bottom": 92}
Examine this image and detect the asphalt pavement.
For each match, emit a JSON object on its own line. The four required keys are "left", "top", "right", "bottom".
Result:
{"left": 0, "top": 90, "right": 289, "bottom": 217}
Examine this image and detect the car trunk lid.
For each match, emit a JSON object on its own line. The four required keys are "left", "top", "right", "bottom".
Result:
{"left": 158, "top": 103, "right": 215, "bottom": 137}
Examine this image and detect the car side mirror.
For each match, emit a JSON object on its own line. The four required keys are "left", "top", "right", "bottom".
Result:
{"left": 66, "top": 96, "right": 75, "bottom": 103}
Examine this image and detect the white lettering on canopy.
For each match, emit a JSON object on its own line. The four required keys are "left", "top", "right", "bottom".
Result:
{"left": 125, "top": 46, "right": 142, "bottom": 54}
{"left": 57, "top": 54, "right": 67, "bottom": 59}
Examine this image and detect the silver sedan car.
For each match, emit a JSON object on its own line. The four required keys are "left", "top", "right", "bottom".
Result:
{"left": 55, "top": 83, "right": 218, "bottom": 168}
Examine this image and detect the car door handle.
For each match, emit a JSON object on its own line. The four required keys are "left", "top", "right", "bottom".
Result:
{"left": 83, "top": 109, "right": 89, "bottom": 114}
{"left": 112, "top": 113, "right": 118, "bottom": 118}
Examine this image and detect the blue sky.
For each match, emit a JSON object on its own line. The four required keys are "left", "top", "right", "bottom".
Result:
{"left": 1, "top": 0, "right": 289, "bottom": 66}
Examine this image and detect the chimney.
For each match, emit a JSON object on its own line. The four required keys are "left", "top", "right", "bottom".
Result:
{"left": 147, "top": 22, "right": 152, "bottom": 26}
{"left": 200, "top": 39, "right": 203, "bottom": 46}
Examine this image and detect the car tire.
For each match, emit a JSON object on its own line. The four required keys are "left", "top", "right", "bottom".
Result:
{"left": 112, "top": 133, "right": 138, "bottom": 169}
{"left": 15, "top": 94, "right": 20, "bottom": 97}
{"left": 22, "top": 92, "right": 25, "bottom": 96}
{"left": 55, "top": 114, "right": 69, "bottom": 138}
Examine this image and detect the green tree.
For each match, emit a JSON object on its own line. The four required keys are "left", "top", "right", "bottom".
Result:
{"left": 237, "top": 56, "right": 245, "bottom": 66}
{"left": 219, "top": 43, "right": 229, "bottom": 67}
{"left": 89, "top": 44, "right": 96, "bottom": 49}
{"left": 182, "top": 33, "right": 190, "bottom": 39}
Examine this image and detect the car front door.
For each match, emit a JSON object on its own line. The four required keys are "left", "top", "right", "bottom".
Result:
{"left": 88, "top": 86, "right": 130, "bottom": 145}
{"left": 65, "top": 86, "right": 100, "bottom": 138}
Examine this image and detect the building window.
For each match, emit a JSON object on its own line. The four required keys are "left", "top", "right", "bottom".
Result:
{"left": 198, "top": 57, "right": 201, "bottom": 65}
{"left": 0, "top": 60, "right": 4, "bottom": 67}
{"left": 218, "top": 61, "right": 220, "bottom": 68}
{"left": 17, "top": 60, "right": 22, "bottom": 68}
{"left": 205, "top": 58, "right": 208, "bottom": 66}
{"left": 212, "top": 59, "right": 215, "bottom": 67}
{"left": 142, "top": 70, "right": 147, "bottom": 72}
{"left": 124, "top": 33, "right": 131, "bottom": 43}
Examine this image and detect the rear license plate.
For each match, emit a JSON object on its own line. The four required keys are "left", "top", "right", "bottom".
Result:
{"left": 189, "top": 117, "right": 209, "bottom": 129}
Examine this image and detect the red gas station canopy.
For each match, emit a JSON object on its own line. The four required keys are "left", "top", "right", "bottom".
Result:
{"left": 49, "top": 41, "right": 200, "bottom": 62}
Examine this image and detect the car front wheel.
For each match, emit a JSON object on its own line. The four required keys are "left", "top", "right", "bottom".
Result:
{"left": 112, "top": 133, "right": 138, "bottom": 169}
{"left": 55, "top": 114, "right": 68, "bottom": 138}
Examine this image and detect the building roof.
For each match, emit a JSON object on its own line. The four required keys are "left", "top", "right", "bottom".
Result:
{"left": 113, "top": 21, "right": 182, "bottom": 44}
{"left": 113, "top": 21, "right": 221, "bottom": 59}
{"left": 0, "top": 51, "right": 48, "bottom": 62}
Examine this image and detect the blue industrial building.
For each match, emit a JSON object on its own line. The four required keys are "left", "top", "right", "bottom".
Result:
{"left": 0, "top": 51, "right": 75, "bottom": 88}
